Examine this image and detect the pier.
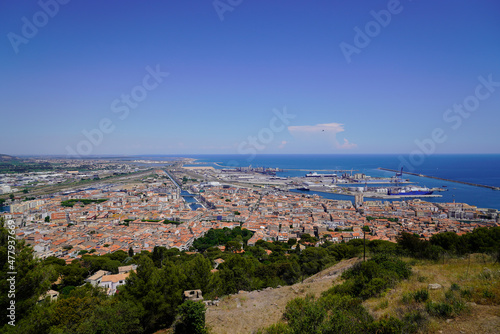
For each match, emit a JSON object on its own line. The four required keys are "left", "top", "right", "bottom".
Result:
{"left": 378, "top": 168, "right": 500, "bottom": 191}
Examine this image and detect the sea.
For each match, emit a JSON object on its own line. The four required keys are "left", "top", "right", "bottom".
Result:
{"left": 145, "top": 154, "right": 500, "bottom": 211}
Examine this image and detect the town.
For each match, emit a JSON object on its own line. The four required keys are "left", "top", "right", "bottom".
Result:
{"left": 2, "top": 159, "right": 498, "bottom": 269}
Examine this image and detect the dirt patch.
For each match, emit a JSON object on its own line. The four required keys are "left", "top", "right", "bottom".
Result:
{"left": 435, "top": 304, "right": 500, "bottom": 334}
{"left": 205, "top": 257, "right": 360, "bottom": 334}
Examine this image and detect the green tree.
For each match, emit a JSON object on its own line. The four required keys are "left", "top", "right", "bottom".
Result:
{"left": 60, "top": 261, "right": 88, "bottom": 287}
{"left": 44, "top": 216, "right": 50, "bottom": 222}
{"left": 185, "top": 255, "right": 212, "bottom": 293}
{"left": 397, "top": 232, "right": 426, "bottom": 257}
{"left": 0, "top": 218, "right": 56, "bottom": 329}
{"left": 120, "top": 255, "right": 186, "bottom": 332}
{"left": 174, "top": 301, "right": 207, "bottom": 334}
{"left": 74, "top": 298, "right": 143, "bottom": 334}
{"left": 225, "top": 240, "right": 241, "bottom": 253}
{"left": 300, "top": 247, "right": 329, "bottom": 276}
{"left": 299, "top": 233, "right": 318, "bottom": 244}
{"left": 430, "top": 231, "right": 459, "bottom": 253}
{"left": 362, "top": 225, "right": 370, "bottom": 261}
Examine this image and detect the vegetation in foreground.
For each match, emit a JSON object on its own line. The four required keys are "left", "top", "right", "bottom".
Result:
{"left": 258, "top": 229, "right": 500, "bottom": 334}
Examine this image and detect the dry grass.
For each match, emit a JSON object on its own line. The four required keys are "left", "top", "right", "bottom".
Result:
{"left": 363, "top": 254, "right": 500, "bottom": 333}
{"left": 205, "top": 257, "right": 360, "bottom": 334}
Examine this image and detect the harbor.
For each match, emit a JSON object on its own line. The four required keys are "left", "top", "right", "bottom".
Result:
{"left": 298, "top": 185, "right": 443, "bottom": 199}
{"left": 199, "top": 165, "right": 444, "bottom": 200}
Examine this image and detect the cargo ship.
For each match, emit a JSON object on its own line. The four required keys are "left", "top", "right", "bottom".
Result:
{"left": 388, "top": 186, "right": 433, "bottom": 196}
{"left": 305, "top": 172, "right": 337, "bottom": 177}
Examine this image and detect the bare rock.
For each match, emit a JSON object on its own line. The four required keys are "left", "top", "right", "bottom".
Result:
{"left": 428, "top": 283, "right": 442, "bottom": 290}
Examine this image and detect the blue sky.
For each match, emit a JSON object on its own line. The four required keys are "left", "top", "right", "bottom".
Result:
{"left": 1, "top": 0, "right": 499, "bottom": 156}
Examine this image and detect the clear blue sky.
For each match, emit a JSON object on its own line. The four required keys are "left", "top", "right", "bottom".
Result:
{"left": 1, "top": 0, "right": 499, "bottom": 156}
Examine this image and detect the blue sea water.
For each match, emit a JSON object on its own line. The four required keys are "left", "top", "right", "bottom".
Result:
{"left": 137, "top": 154, "right": 500, "bottom": 210}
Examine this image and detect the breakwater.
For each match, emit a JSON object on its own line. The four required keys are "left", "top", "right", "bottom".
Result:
{"left": 378, "top": 168, "right": 500, "bottom": 191}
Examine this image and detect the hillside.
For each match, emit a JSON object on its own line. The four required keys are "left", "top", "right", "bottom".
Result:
{"left": 363, "top": 254, "right": 500, "bottom": 334}
{"left": 206, "top": 255, "right": 500, "bottom": 334}
{"left": 205, "top": 257, "right": 360, "bottom": 334}
{"left": 0, "top": 154, "right": 18, "bottom": 161}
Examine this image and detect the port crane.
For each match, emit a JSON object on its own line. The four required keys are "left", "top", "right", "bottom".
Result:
{"left": 394, "top": 167, "right": 403, "bottom": 186}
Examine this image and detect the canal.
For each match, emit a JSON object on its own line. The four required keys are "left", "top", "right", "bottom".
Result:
{"left": 164, "top": 169, "right": 202, "bottom": 210}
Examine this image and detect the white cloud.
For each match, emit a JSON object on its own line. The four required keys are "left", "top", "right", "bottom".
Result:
{"left": 278, "top": 140, "right": 287, "bottom": 149}
{"left": 288, "top": 122, "right": 357, "bottom": 150}
{"left": 337, "top": 138, "right": 357, "bottom": 149}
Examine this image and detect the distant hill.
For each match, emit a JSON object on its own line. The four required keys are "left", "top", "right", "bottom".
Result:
{"left": 0, "top": 154, "right": 19, "bottom": 161}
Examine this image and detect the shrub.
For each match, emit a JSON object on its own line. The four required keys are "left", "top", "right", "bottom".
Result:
{"left": 444, "top": 290, "right": 455, "bottom": 301}
{"left": 426, "top": 298, "right": 466, "bottom": 318}
{"left": 359, "top": 277, "right": 387, "bottom": 299}
{"left": 174, "top": 301, "right": 208, "bottom": 334}
{"left": 402, "top": 310, "right": 428, "bottom": 332}
{"left": 370, "top": 315, "right": 405, "bottom": 333}
{"left": 417, "top": 275, "right": 427, "bottom": 283}
{"left": 283, "top": 295, "right": 326, "bottom": 334}
{"left": 426, "top": 301, "right": 454, "bottom": 318}
{"left": 460, "top": 288, "right": 472, "bottom": 299}
{"left": 376, "top": 299, "right": 389, "bottom": 310}
{"left": 402, "top": 292, "right": 413, "bottom": 304}
{"left": 483, "top": 289, "right": 495, "bottom": 300}
{"left": 413, "top": 288, "right": 429, "bottom": 303}
{"left": 258, "top": 322, "right": 290, "bottom": 334}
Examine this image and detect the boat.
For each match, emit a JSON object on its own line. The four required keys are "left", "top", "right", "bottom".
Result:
{"left": 296, "top": 187, "right": 310, "bottom": 191}
{"left": 388, "top": 186, "right": 433, "bottom": 196}
{"left": 305, "top": 172, "right": 336, "bottom": 177}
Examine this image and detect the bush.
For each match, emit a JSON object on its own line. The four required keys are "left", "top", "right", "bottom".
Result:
{"left": 402, "top": 292, "right": 413, "bottom": 304}
{"left": 402, "top": 310, "right": 428, "bottom": 333}
{"left": 417, "top": 275, "right": 427, "bottom": 283}
{"left": 426, "top": 298, "right": 466, "bottom": 318}
{"left": 444, "top": 289, "right": 455, "bottom": 300}
{"left": 413, "top": 288, "right": 429, "bottom": 303}
{"left": 360, "top": 277, "right": 388, "bottom": 299}
{"left": 174, "top": 301, "right": 207, "bottom": 334}
{"left": 426, "top": 301, "right": 454, "bottom": 318}
{"left": 460, "top": 288, "right": 472, "bottom": 299}
{"left": 370, "top": 315, "right": 406, "bottom": 333}
{"left": 283, "top": 295, "right": 327, "bottom": 334}
{"left": 258, "top": 322, "right": 291, "bottom": 334}
{"left": 376, "top": 299, "right": 389, "bottom": 310}
{"left": 483, "top": 289, "right": 495, "bottom": 300}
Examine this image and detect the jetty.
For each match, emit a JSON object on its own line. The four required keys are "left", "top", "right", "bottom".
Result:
{"left": 378, "top": 168, "right": 500, "bottom": 191}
